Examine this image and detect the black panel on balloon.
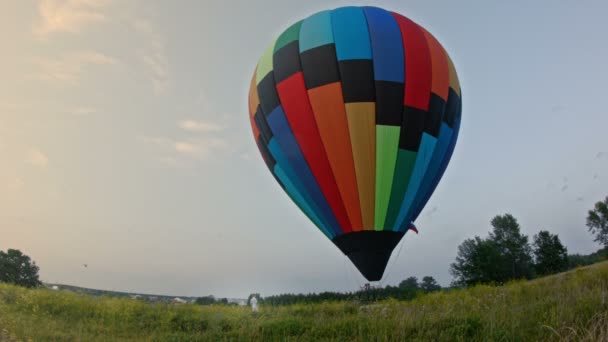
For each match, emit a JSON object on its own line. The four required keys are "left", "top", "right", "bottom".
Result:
{"left": 254, "top": 107, "right": 273, "bottom": 143}
{"left": 332, "top": 231, "right": 405, "bottom": 281}
{"left": 444, "top": 88, "right": 460, "bottom": 128}
{"left": 338, "top": 59, "right": 375, "bottom": 103}
{"left": 399, "top": 106, "right": 427, "bottom": 151}
{"left": 256, "top": 136, "right": 276, "bottom": 170}
{"left": 300, "top": 44, "right": 341, "bottom": 89}
{"left": 273, "top": 41, "right": 302, "bottom": 84}
{"left": 425, "top": 93, "right": 446, "bottom": 137}
{"left": 375, "top": 81, "right": 404, "bottom": 126}
{"left": 257, "top": 72, "right": 281, "bottom": 115}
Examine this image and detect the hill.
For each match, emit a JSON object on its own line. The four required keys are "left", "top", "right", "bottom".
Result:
{"left": 1, "top": 262, "right": 608, "bottom": 341}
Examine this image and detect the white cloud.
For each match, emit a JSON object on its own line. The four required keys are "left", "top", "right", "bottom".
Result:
{"left": 178, "top": 119, "right": 223, "bottom": 133}
{"left": 132, "top": 18, "right": 170, "bottom": 94}
{"left": 140, "top": 136, "right": 227, "bottom": 162}
{"left": 71, "top": 106, "right": 97, "bottom": 116}
{"left": 31, "top": 51, "right": 117, "bottom": 85}
{"left": 34, "top": 0, "right": 111, "bottom": 36}
{"left": 173, "top": 139, "right": 227, "bottom": 159}
{"left": 25, "top": 148, "right": 49, "bottom": 167}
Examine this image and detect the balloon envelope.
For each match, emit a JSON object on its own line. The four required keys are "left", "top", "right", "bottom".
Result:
{"left": 248, "top": 6, "right": 462, "bottom": 281}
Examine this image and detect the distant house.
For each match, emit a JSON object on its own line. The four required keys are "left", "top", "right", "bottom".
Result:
{"left": 171, "top": 297, "right": 187, "bottom": 304}
{"left": 51, "top": 285, "right": 59, "bottom": 291}
{"left": 130, "top": 294, "right": 142, "bottom": 300}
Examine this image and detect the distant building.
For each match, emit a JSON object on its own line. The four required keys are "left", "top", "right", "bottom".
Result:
{"left": 171, "top": 297, "right": 187, "bottom": 304}
{"left": 51, "top": 285, "right": 59, "bottom": 291}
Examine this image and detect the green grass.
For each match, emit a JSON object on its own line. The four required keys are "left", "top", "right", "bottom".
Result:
{"left": 1, "top": 262, "right": 608, "bottom": 341}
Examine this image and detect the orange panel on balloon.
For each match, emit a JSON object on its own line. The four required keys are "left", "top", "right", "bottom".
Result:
{"left": 308, "top": 82, "right": 363, "bottom": 231}
{"left": 248, "top": 73, "right": 260, "bottom": 138}
{"left": 345, "top": 102, "right": 376, "bottom": 231}
{"left": 423, "top": 30, "right": 450, "bottom": 101}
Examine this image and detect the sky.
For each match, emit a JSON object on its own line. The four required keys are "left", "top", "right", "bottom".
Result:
{"left": 1, "top": 0, "right": 607, "bottom": 298}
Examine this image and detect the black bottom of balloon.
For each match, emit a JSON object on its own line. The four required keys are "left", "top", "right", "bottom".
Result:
{"left": 332, "top": 231, "right": 405, "bottom": 281}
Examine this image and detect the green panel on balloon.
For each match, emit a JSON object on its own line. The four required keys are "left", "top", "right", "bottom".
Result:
{"left": 274, "top": 21, "right": 303, "bottom": 53}
{"left": 256, "top": 38, "right": 277, "bottom": 84}
{"left": 384, "top": 149, "right": 417, "bottom": 229}
{"left": 374, "top": 125, "right": 400, "bottom": 230}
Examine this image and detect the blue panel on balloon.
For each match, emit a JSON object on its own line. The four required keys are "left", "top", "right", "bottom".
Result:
{"left": 274, "top": 165, "right": 333, "bottom": 238}
{"left": 363, "top": 6, "right": 404, "bottom": 83}
{"left": 394, "top": 133, "right": 438, "bottom": 230}
{"left": 299, "top": 11, "right": 335, "bottom": 52}
{"left": 407, "top": 123, "right": 453, "bottom": 224}
{"left": 267, "top": 106, "right": 342, "bottom": 235}
{"left": 331, "top": 7, "right": 372, "bottom": 61}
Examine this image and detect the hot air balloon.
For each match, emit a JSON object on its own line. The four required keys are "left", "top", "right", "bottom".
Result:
{"left": 248, "top": 6, "right": 462, "bottom": 281}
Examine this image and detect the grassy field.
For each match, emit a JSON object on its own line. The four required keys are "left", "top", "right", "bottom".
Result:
{"left": 1, "top": 262, "right": 608, "bottom": 341}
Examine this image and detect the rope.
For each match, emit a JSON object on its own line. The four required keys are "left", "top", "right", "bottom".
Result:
{"left": 381, "top": 232, "right": 407, "bottom": 286}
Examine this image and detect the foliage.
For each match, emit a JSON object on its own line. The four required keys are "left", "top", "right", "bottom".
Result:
{"left": 532, "top": 230, "right": 568, "bottom": 276}
{"left": 568, "top": 247, "right": 608, "bottom": 269}
{"left": 489, "top": 214, "right": 534, "bottom": 280}
{"left": 195, "top": 296, "right": 216, "bottom": 306}
{"left": 451, "top": 214, "right": 534, "bottom": 286}
{"left": 1, "top": 261, "right": 607, "bottom": 341}
{"left": 587, "top": 196, "right": 608, "bottom": 247}
{"left": 0, "top": 249, "right": 41, "bottom": 288}
{"left": 262, "top": 284, "right": 421, "bottom": 306}
{"left": 420, "top": 276, "right": 441, "bottom": 292}
{"left": 450, "top": 237, "right": 504, "bottom": 286}
{"left": 398, "top": 276, "right": 419, "bottom": 290}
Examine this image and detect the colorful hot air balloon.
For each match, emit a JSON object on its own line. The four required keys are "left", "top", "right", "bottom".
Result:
{"left": 248, "top": 6, "right": 462, "bottom": 281}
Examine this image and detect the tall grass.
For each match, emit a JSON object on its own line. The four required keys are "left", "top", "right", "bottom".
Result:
{"left": 1, "top": 261, "right": 607, "bottom": 341}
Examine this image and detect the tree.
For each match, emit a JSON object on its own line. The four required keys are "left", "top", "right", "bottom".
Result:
{"left": 489, "top": 214, "right": 534, "bottom": 280}
{"left": 587, "top": 196, "right": 608, "bottom": 247}
{"left": 398, "top": 276, "right": 419, "bottom": 290}
{"left": 450, "top": 237, "right": 503, "bottom": 286}
{"left": 532, "top": 231, "right": 568, "bottom": 276}
{"left": 420, "top": 276, "right": 441, "bottom": 292}
{"left": 450, "top": 214, "right": 534, "bottom": 287}
{"left": 195, "top": 295, "right": 216, "bottom": 305}
{"left": 0, "top": 249, "right": 41, "bottom": 288}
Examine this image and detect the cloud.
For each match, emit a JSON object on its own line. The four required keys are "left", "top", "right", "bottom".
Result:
{"left": 25, "top": 147, "right": 49, "bottom": 167}
{"left": 31, "top": 51, "right": 117, "bottom": 85}
{"left": 173, "top": 139, "right": 227, "bottom": 159}
{"left": 597, "top": 152, "right": 604, "bottom": 159}
{"left": 71, "top": 106, "right": 97, "bottom": 116}
{"left": 34, "top": 0, "right": 111, "bottom": 36}
{"left": 140, "top": 136, "right": 227, "bottom": 162}
{"left": 178, "top": 119, "right": 223, "bottom": 133}
{"left": 132, "top": 18, "right": 170, "bottom": 94}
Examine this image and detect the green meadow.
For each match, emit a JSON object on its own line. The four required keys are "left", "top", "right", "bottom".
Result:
{"left": 1, "top": 261, "right": 607, "bottom": 341}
